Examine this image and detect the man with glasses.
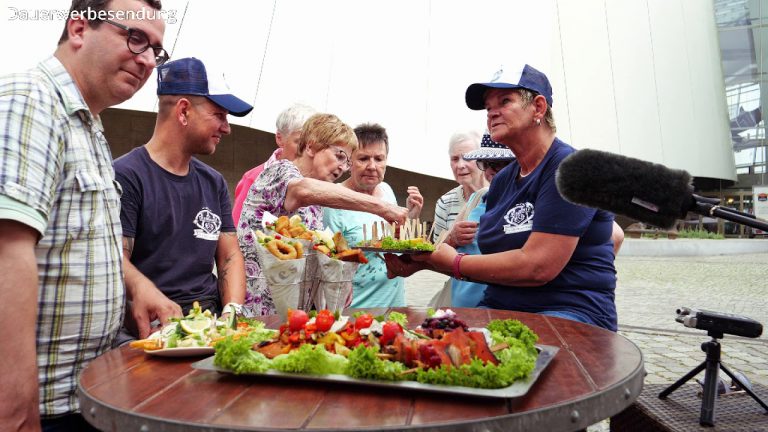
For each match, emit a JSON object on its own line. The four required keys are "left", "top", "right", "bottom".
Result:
{"left": 114, "top": 57, "right": 251, "bottom": 343}
{"left": 0, "top": 0, "right": 167, "bottom": 430}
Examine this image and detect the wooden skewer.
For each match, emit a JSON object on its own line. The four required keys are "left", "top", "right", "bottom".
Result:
{"left": 362, "top": 223, "right": 367, "bottom": 245}
{"left": 376, "top": 353, "right": 394, "bottom": 360}
{"left": 372, "top": 223, "right": 378, "bottom": 242}
{"left": 399, "top": 367, "right": 420, "bottom": 376}
{"left": 490, "top": 342, "right": 509, "bottom": 353}
{"left": 426, "top": 221, "right": 435, "bottom": 243}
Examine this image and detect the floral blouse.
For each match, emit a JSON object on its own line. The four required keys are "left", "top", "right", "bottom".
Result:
{"left": 237, "top": 159, "right": 324, "bottom": 316}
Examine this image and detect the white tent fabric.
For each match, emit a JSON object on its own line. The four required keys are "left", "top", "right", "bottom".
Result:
{"left": 2, "top": 0, "right": 549, "bottom": 179}
{"left": 1, "top": 0, "right": 735, "bottom": 180}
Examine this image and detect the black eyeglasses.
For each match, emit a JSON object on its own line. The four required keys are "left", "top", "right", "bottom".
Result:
{"left": 99, "top": 19, "right": 170, "bottom": 67}
{"left": 476, "top": 159, "right": 512, "bottom": 172}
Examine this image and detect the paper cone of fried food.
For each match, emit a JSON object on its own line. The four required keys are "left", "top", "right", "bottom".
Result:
{"left": 316, "top": 253, "right": 359, "bottom": 311}
{"left": 254, "top": 240, "right": 306, "bottom": 320}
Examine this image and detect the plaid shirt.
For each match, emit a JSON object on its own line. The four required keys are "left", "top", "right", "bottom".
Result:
{"left": 0, "top": 56, "right": 125, "bottom": 416}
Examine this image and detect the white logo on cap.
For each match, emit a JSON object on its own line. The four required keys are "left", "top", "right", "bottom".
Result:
{"left": 490, "top": 66, "right": 504, "bottom": 83}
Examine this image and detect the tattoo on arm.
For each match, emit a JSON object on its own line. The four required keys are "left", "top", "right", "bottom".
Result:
{"left": 123, "top": 237, "right": 135, "bottom": 257}
{"left": 217, "top": 250, "right": 238, "bottom": 289}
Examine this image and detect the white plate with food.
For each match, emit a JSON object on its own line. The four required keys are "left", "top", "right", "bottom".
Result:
{"left": 145, "top": 346, "right": 215, "bottom": 357}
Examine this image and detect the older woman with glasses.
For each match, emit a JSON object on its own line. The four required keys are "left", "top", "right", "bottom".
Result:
{"left": 237, "top": 113, "right": 408, "bottom": 316}
{"left": 388, "top": 65, "right": 623, "bottom": 331}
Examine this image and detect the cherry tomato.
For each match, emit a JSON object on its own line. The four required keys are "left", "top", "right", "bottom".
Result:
{"left": 354, "top": 314, "right": 374, "bottom": 331}
{"left": 315, "top": 310, "right": 335, "bottom": 332}
{"left": 288, "top": 309, "right": 309, "bottom": 332}
{"left": 380, "top": 321, "right": 403, "bottom": 345}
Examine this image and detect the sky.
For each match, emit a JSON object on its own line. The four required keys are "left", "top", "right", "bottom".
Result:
{"left": 0, "top": 0, "right": 552, "bottom": 179}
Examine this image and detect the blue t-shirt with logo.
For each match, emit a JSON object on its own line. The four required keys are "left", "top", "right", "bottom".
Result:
{"left": 115, "top": 146, "right": 234, "bottom": 309}
{"left": 477, "top": 138, "right": 617, "bottom": 331}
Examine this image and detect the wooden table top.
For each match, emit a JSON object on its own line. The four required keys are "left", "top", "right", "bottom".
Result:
{"left": 78, "top": 308, "right": 644, "bottom": 432}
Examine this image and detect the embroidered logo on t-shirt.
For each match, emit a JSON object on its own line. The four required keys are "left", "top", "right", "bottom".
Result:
{"left": 503, "top": 202, "right": 534, "bottom": 234}
{"left": 193, "top": 207, "right": 221, "bottom": 241}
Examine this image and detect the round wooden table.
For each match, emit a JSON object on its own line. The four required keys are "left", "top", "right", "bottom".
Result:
{"left": 78, "top": 308, "right": 644, "bottom": 431}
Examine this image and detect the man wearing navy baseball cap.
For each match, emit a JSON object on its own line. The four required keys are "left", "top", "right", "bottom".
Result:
{"left": 157, "top": 57, "right": 253, "bottom": 116}
{"left": 113, "top": 57, "right": 250, "bottom": 343}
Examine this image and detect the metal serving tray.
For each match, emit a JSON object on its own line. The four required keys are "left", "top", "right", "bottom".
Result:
{"left": 191, "top": 344, "right": 558, "bottom": 399}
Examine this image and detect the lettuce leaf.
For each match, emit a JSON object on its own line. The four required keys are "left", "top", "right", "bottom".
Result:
{"left": 380, "top": 237, "right": 435, "bottom": 251}
{"left": 271, "top": 344, "right": 348, "bottom": 375}
{"left": 213, "top": 334, "right": 271, "bottom": 374}
{"left": 345, "top": 346, "right": 406, "bottom": 381}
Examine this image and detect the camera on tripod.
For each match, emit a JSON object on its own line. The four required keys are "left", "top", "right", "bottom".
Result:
{"left": 662, "top": 307, "right": 767, "bottom": 426}
{"left": 675, "top": 307, "right": 763, "bottom": 338}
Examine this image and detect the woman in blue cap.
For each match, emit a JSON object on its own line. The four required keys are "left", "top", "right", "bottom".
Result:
{"left": 388, "top": 64, "right": 623, "bottom": 331}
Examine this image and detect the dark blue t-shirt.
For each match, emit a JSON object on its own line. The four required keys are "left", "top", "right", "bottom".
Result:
{"left": 477, "top": 138, "right": 618, "bottom": 331}
{"left": 114, "top": 146, "right": 235, "bottom": 308}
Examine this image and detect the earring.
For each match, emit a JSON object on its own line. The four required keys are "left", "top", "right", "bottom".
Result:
{"left": 535, "top": 118, "right": 541, "bottom": 126}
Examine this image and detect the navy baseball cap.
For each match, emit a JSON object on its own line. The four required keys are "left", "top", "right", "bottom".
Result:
{"left": 156, "top": 57, "right": 253, "bottom": 117}
{"left": 465, "top": 64, "right": 553, "bottom": 110}
{"left": 463, "top": 133, "right": 515, "bottom": 161}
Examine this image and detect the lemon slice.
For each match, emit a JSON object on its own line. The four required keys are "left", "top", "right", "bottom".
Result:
{"left": 180, "top": 318, "right": 211, "bottom": 334}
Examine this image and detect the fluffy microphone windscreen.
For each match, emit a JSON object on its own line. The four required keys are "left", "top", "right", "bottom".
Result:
{"left": 555, "top": 149, "right": 693, "bottom": 229}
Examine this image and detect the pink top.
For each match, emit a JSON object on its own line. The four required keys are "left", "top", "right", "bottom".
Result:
{"left": 232, "top": 148, "right": 283, "bottom": 224}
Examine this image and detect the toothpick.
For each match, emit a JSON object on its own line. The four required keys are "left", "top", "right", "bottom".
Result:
{"left": 363, "top": 223, "right": 367, "bottom": 245}
{"left": 401, "top": 219, "right": 412, "bottom": 241}
{"left": 372, "top": 223, "right": 378, "bottom": 242}
{"left": 426, "top": 221, "right": 435, "bottom": 243}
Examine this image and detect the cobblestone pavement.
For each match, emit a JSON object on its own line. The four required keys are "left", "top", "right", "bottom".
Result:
{"left": 404, "top": 252, "right": 768, "bottom": 388}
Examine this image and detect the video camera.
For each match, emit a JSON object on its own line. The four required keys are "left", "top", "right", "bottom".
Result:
{"left": 676, "top": 307, "right": 763, "bottom": 338}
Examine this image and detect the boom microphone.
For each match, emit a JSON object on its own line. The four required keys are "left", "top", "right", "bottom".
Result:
{"left": 555, "top": 149, "right": 768, "bottom": 231}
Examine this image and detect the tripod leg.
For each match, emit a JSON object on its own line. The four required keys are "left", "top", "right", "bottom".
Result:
{"left": 720, "top": 364, "right": 768, "bottom": 412}
{"left": 699, "top": 354, "right": 720, "bottom": 426}
{"left": 659, "top": 361, "right": 706, "bottom": 399}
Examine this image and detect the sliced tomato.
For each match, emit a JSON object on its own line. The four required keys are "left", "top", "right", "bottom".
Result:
{"left": 354, "top": 313, "right": 374, "bottom": 331}
{"left": 316, "top": 309, "right": 335, "bottom": 332}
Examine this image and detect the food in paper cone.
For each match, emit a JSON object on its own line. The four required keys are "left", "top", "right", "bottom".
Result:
{"left": 265, "top": 215, "right": 315, "bottom": 240}
{"left": 312, "top": 229, "right": 368, "bottom": 263}
{"left": 254, "top": 234, "right": 307, "bottom": 319}
{"left": 254, "top": 230, "right": 306, "bottom": 260}
{"left": 316, "top": 253, "right": 358, "bottom": 310}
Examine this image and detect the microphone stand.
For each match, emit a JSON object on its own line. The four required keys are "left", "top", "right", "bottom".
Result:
{"left": 690, "top": 194, "right": 768, "bottom": 232}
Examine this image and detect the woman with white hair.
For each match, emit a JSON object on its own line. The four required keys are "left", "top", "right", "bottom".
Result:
{"left": 430, "top": 130, "right": 487, "bottom": 243}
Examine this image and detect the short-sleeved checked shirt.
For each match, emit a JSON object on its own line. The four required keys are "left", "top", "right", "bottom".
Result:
{"left": 0, "top": 56, "right": 125, "bottom": 416}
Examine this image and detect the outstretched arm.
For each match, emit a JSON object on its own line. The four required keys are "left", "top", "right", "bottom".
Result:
{"left": 0, "top": 220, "right": 41, "bottom": 432}
{"left": 122, "top": 237, "right": 182, "bottom": 339}
{"left": 215, "top": 232, "right": 246, "bottom": 306}
{"left": 285, "top": 177, "right": 408, "bottom": 224}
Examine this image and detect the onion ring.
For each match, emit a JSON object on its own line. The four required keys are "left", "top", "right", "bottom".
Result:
{"left": 266, "top": 239, "right": 297, "bottom": 260}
